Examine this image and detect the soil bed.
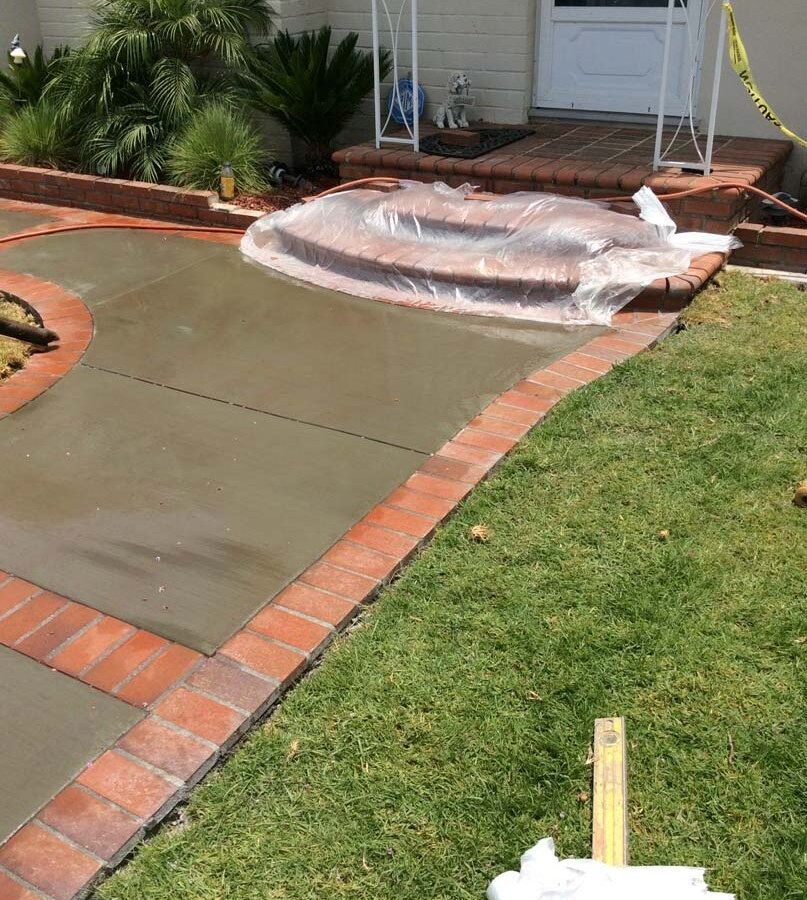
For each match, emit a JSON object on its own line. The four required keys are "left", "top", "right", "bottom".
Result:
{"left": 0, "top": 293, "right": 35, "bottom": 380}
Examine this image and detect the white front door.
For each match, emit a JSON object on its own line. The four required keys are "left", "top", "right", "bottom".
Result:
{"left": 534, "top": 0, "right": 704, "bottom": 116}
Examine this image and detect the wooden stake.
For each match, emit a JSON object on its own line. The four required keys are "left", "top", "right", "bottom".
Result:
{"left": 592, "top": 717, "right": 628, "bottom": 866}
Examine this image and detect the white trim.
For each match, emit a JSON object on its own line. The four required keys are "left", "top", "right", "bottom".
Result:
{"left": 372, "top": 0, "right": 419, "bottom": 153}
{"left": 533, "top": 0, "right": 705, "bottom": 117}
{"left": 653, "top": 0, "right": 726, "bottom": 174}
{"left": 727, "top": 265, "right": 807, "bottom": 285}
{"left": 530, "top": 107, "right": 689, "bottom": 126}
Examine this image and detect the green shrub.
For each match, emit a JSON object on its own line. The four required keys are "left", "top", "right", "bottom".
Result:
{"left": 47, "top": 0, "right": 272, "bottom": 181}
{"left": 167, "top": 104, "right": 268, "bottom": 193}
{"left": 244, "top": 27, "right": 390, "bottom": 173}
{"left": 0, "top": 101, "right": 75, "bottom": 168}
{"left": 0, "top": 45, "right": 68, "bottom": 109}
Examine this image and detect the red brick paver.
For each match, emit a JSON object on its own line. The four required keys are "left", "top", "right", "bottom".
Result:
{"left": 0, "top": 576, "right": 201, "bottom": 707}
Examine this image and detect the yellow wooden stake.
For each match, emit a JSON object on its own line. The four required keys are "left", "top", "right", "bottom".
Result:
{"left": 592, "top": 717, "right": 628, "bottom": 866}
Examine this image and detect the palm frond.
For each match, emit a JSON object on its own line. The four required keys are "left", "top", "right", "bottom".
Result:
{"left": 0, "top": 44, "right": 69, "bottom": 107}
{"left": 83, "top": 97, "right": 168, "bottom": 180}
{"left": 150, "top": 57, "right": 197, "bottom": 125}
{"left": 45, "top": 0, "right": 273, "bottom": 181}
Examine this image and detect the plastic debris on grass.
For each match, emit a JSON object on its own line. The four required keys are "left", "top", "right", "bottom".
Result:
{"left": 487, "top": 838, "right": 734, "bottom": 900}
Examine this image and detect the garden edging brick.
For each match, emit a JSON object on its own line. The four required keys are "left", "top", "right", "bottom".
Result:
{"left": 0, "top": 163, "right": 262, "bottom": 229}
{"left": 732, "top": 221, "right": 807, "bottom": 273}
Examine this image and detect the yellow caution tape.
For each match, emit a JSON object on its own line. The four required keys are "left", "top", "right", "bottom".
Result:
{"left": 723, "top": 2, "right": 807, "bottom": 147}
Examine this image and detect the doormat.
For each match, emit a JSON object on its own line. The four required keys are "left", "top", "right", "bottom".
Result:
{"left": 419, "top": 127, "right": 536, "bottom": 159}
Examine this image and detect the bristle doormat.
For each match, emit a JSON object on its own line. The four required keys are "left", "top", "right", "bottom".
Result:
{"left": 419, "top": 127, "right": 536, "bottom": 159}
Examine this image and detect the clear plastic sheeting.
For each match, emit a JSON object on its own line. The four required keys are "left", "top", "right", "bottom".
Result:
{"left": 487, "top": 838, "right": 735, "bottom": 900}
{"left": 241, "top": 182, "right": 740, "bottom": 326}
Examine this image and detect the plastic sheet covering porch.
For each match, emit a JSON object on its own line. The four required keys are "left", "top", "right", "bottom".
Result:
{"left": 241, "top": 182, "right": 739, "bottom": 326}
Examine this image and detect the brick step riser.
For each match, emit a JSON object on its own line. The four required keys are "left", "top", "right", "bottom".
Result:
{"left": 273, "top": 225, "right": 579, "bottom": 297}
{"left": 336, "top": 157, "right": 789, "bottom": 238}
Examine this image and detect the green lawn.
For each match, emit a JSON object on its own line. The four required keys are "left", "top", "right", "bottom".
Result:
{"left": 101, "top": 273, "right": 806, "bottom": 900}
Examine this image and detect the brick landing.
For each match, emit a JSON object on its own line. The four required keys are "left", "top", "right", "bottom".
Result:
{"left": 334, "top": 121, "right": 791, "bottom": 234}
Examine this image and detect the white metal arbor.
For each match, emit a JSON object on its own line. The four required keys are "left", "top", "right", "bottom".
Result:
{"left": 371, "top": 0, "right": 419, "bottom": 152}
{"left": 653, "top": 0, "right": 728, "bottom": 175}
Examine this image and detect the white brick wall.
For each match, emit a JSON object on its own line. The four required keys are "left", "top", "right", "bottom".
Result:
{"left": 273, "top": 0, "right": 328, "bottom": 34}
{"left": 35, "top": 0, "right": 93, "bottom": 53}
{"left": 2, "top": 1, "right": 43, "bottom": 52}
{"left": 330, "top": 0, "right": 536, "bottom": 147}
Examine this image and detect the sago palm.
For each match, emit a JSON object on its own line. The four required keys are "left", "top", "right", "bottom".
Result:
{"left": 47, "top": 0, "right": 272, "bottom": 180}
{"left": 244, "top": 27, "right": 389, "bottom": 173}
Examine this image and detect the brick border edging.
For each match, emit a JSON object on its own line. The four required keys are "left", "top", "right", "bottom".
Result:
{"left": 0, "top": 270, "right": 93, "bottom": 417}
{"left": 0, "top": 297, "right": 685, "bottom": 899}
{"left": 732, "top": 222, "right": 807, "bottom": 273}
{"left": 0, "top": 163, "right": 263, "bottom": 230}
{"left": 0, "top": 573, "right": 202, "bottom": 708}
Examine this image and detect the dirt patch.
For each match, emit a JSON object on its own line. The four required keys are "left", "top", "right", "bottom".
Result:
{"left": 236, "top": 178, "right": 339, "bottom": 214}
{"left": 0, "top": 293, "right": 35, "bottom": 380}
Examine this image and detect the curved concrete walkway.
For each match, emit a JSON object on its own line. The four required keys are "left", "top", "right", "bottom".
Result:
{"left": 0, "top": 197, "right": 681, "bottom": 898}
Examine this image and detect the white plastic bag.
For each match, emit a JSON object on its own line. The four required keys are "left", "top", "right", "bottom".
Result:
{"left": 487, "top": 838, "right": 734, "bottom": 900}
{"left": 241, "top": 182, "right": 739, "bottom": 326}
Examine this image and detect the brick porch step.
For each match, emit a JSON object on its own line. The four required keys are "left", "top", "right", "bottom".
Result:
{"left": 260, "top": 184, "right": 728, "bottom": 317}
{"left": 274, "top": 186, "right": 693, "bottom": 297}
{"left": 333, "top": 121, "right": 791, "bottom": 235}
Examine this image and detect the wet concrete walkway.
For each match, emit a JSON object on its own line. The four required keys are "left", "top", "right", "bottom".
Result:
{"left": 0, "top": 221, "right": 598, "bottom": 652}
{"left": 0, "top": 200, "right": 604, "bottom": 851}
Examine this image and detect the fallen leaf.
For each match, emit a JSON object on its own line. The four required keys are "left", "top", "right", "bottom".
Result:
{"left": 470, "top": 523, "right": 490, "bottom": 542}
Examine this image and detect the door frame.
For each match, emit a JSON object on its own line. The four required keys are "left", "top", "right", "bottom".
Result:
{"left": 532, "top": 0, "right": 706, "bottom": 117}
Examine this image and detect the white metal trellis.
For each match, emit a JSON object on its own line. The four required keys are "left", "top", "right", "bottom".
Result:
{"left": 653, "top": 0, "right": 728, "bottom": 175}
{"left": 371, "top": 0, "right": 419, "bottom": 152}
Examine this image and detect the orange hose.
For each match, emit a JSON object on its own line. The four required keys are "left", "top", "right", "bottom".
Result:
{"left": 302, "top": 177, "right": 401, "bottom": 202}
{"left": 600, "top": 182, "right": 807, "bottom": 224}
{"left": 0, "top": 220, "right": 244, "bottom": 247}
{"left": 0, "top": 178, "right": 801, "bottom": 250}
{"left": 305, "top": 175, "right": 807, "bottom": 226}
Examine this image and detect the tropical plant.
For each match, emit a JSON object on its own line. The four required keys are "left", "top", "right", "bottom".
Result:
{"left": 167, "top": 103, "right": 268, "bottom": 192}
{"left": 244, "top": 27, "right": 389, "bottom": 173}
{"left": 47, "top": 0, "right": 273, "bottom": 181}
{"left": 0, "top": 101, "right": 76, "bottom": 168}
{"left": 0, "top": 45, "right": 69, "bottom": 109}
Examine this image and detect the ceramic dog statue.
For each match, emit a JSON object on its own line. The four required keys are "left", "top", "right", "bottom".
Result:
{"left": 433, "top": 72, "right": 472, "bottom": 129}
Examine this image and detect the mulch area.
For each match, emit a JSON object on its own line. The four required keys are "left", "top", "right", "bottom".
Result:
{"left": 236, "top": 177, "right": 340, "bottom": 214}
